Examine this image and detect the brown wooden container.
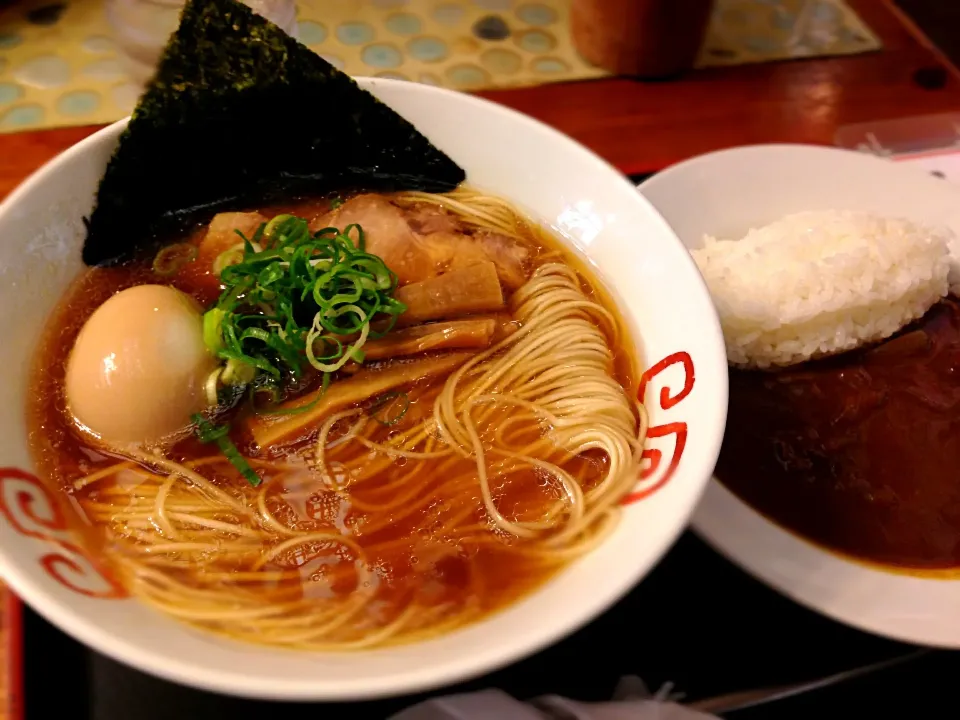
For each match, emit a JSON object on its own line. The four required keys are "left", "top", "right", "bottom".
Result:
{"left": 571, "top": 0, "right": 715, "bottom": 79}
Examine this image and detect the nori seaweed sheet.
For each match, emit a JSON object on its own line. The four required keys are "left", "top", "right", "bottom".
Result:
{"left": 82, "top": 0, "right": 466, "bottom": 267}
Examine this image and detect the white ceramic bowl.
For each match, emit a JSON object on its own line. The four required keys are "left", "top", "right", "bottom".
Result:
{"left": 639, "top": 143, "right": 960, "bottom": 648}
{"left": 0, "top": 79, "right": 727, "bottom": 700}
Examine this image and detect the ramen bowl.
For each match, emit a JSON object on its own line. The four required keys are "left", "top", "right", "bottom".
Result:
{"left": 0, "top": 79, "right": 726, "bottom": 700}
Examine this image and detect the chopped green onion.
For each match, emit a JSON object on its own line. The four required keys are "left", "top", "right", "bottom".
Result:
{"left": 263, "top": 213, "right": 296, "bottom": 239}
{"left": 153, "top": 243, "right": 198, "bottom": 276}
{"left": 368, "top": 391, "right": 410, "bottom": 426}
{"left": 192, "top": 414, "right": 261, "bottom": 487}
{"left": 221, "top": 357, "right": 256, "bottom": 385}
{"left": 202, "top": 214, "right": 406, "bottom": 404}
{"left": 194, "top": 414, "right": 229, "bottom": 443}
{"left": 203, "top": 308, "right": 226, "bottom": 354}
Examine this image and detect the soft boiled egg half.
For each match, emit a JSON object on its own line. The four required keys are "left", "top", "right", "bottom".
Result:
{"left": 65, "top": 284, "right": 217, "bottom": 446}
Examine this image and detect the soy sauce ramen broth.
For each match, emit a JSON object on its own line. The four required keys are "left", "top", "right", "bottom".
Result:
{"left": 27, "top": 190, "right": 645, "bottom": 650}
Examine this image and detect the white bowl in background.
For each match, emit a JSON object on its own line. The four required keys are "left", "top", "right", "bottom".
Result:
{"left": 0, "top": 79, "right": 727, "bottom": 700}
{"left": 639, "top": 143, "right": 960, "bottom": 648}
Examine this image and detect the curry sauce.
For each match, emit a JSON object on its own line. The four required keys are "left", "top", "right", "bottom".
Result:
{"left": 717, "top": 298, "right": 960, "bottom": 569}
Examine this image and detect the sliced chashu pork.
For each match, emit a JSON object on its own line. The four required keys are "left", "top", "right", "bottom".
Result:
{"left": 312, "top": 194, "right": 531, "bottom": 288}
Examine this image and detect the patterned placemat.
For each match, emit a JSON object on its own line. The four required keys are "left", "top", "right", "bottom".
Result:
{"left": 0, "top": 0, "right": 881, "bottom": 134}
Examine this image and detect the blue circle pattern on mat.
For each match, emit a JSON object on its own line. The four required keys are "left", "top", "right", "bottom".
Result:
{"left": 0, "top": 32, "right": 22, "bottom": 50}
{"left": 298, "top": 20, "right": 327, "bottom": 45}
{"left": 433, "top": 4, "right": 464, "bottom": 26}
{"left": 57, "top": 90, "right": 100, "bottom": 115}
{"left": 407, "top": 37, "right": 448, "bottom": 63}
{"left": 1, "top": 104, "right": 44, "bottom": 128}
{"left": 517, "top": 29, "right": 555, "bottom": 53}
{"left": 532, "top": 57, "right": 567, "bottom": 73}
{"left": 473, "top": 0, "right": 511, "bottom": 9}
{"left": 362, "top": 43, "right": 403, "bottom": 68}
{"left": 386, "top": 13, "right": 421, "bottom": 35}
{"left": 446, "top": 64, "right": 488, "bottom": 86}
{"left": 482, "top": 48, "right": 521, "bottom": 74}
{"left": 14, "top": 55, "right": 70, "bottom": 88}
{"left": 0, "top": 83, "right": 22, "bottom": 105}
{"left": 337, "top": 21, "right": 375, "bottom": 45}
{"left": 82, "top": 58, "right": 124, "bottom": 81}
{"left": 516, "top": 3, "right": 557, "bottom": 26}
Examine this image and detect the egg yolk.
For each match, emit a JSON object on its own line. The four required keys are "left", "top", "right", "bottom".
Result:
{"left": 65, "top": 285, "right": 218, "bottom": 445}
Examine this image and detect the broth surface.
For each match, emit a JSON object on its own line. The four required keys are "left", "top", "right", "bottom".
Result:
{"left": 717, "top": 298, "right": 960, "bottom": 569}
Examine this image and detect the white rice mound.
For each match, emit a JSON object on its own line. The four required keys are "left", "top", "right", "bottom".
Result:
{"left": 692, "top": 210, "right": 954, "bottom": 369}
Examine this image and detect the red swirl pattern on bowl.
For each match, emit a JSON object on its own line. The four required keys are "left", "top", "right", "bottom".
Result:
{"left": 622, "top": 351, "right": 695, "bottom": 505}
{"left": 0, "top": 467, "right": 125, "bottom": 599}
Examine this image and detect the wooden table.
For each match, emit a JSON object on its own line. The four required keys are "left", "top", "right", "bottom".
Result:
{"left": 1, "top": 1, "right": 958, "bottom": 716}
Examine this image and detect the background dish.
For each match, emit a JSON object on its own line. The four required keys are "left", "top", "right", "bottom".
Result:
{"left": 0, "top": 78, "right": 726, "bottom": 699}
{"left": 639, "top": 143, "right": 960, "bottom": 648}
